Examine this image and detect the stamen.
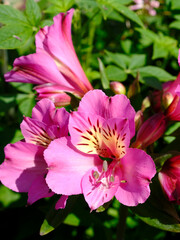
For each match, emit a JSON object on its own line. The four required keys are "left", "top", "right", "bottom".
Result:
{"left": 93, "top": 171, "right": 99, "bottom": 179}
{"left": 103, "top": 161, "right": 108, "bottom": 172}
{"left": 110, "top": 175, "right": 115, "bottom": 182}
{"left": 120, "top": 180, "right": 127, "bottom": 183}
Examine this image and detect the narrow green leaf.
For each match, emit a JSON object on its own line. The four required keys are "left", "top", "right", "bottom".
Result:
{"left": 99, "top": 0, "right": 144, "bottom": 27}
{"left": 98, "top": 58, "right": 110, "bottom": 89}
{"left": 0, "top": 25, "right": 33, "bottom": 49}
{"left": 26, "top": 0, "right": 42, "bottom": 26}
{"left": 106, "top": 65, "right": 127, "bottom": 81}
{"left": 0, "top": 4, "right": 29, "bottom": 25}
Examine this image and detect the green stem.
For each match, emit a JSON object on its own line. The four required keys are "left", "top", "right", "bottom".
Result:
{"left": 116, "top": 204, "right": 128, "bottom": 240}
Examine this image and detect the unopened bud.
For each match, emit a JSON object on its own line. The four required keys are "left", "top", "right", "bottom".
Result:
{"left": 132, "top": 113, "right": 167, "bottom": 149}
{"left": 135, "top": 110, "right": 143, "bottom": 131}
{"left": 110, "top": 82, "right": 126, "bottom": 95}
{"left": 162, "top": 92, "right": 174, "bottom": 110}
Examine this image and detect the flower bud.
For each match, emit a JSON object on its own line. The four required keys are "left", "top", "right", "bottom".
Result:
{"left": 132, "top": 113, "right": 167, "bottom": 149}
{"left": 165, "top": 95, "right": 180, "bottom": 121}
{"left": 162, "top": 92, "right": 174, "bottom": 110}
{"left": 158, "top": 155, "right": 180, "bottom": 204}
{"left": 110, "top": 82, "right": 126, "bottom": 95}
{"left": 135, "top": 110, "right": 143, "bottom": 131}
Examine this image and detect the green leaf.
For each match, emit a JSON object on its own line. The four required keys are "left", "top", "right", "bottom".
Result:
{"left": 171, "top": 0, "right": 180, "bottom": 9}
{"left": 0, "top": 185, "right": 21, "bottom": 208}
{"left": 16, "top": 93, "right": 35, "bottom": 116}
{"left": 0, "top": 24, "right": 33, "bottom": 49}
{"left": 40, "top": 196, "right": 78, "bottom": 236}
{"left": 154, "top": 154, "right": 173, "bottom": 172}
{"left": 152, "top": 41, "right": 168, "bottom": 60}
{"left": 106, "top": 65, "right": 127, "bottom": 81}
{"left": 105, "top": 50, "right": 129, "bottom": 69}
{"left": 0, "top": 4, "right": 29, "bottom": 25}
{"left": 129, "top": 54, "right": 146, "bottom": 69}
{"left": 136, "top": 27, "right": 157, "bottom": 41}
{"left": 26, "top": 0, "right": 42, "bottom": 26}
{"left": 138, "top": 66, "right": 176, "bottom": 82}
{"left": 131, "top": 177, "right": 180, "bottom": 232}
{"left": 98, "top": 58, "right": 110, "bottom": 89}
{"left": 170, "top": 20, "right": 180, "bottom": 30}
{"left": 99, "top": 0, "right": 144, "bottom": 27}
{"left": 64, "top": 213, "right": 80, "bottom": 226}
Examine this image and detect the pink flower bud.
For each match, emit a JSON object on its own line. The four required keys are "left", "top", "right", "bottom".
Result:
{"left": 132, "top": 113, "right": 167, "bottom": 149}
{"left": 110, "top": 82, "right": 126, "bottom": 95}
{"left": 158, "top": 155, "right": 180, "bottom": 204}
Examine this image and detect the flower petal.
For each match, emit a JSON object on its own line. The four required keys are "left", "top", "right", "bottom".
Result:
{"left": 115, "top": 148, "right": 156, "bottom": 206}
{"left": 44, "top": 137, "right": 102, "bottom": 195}
{"left": 5, "top": 52, "right": 74, "bottom": 90}
{"left": 82, "top": 165, "right": 120, "bottom": 211}
{"left": 78, "top": 90, "right": 135, "bottom": 137}
{"left": 55, "top": 195, "right": 68, "bottom": 210}
{"left": 28, "top": 175, "right": 54, "bottom": 205}
{"left": 0, "top": 141, "right": 46, "bottom": 192}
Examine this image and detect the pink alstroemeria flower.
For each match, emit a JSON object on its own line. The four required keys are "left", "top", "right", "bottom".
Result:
{"left": 130, "top": 0, "right": 160, "bottom": 16}
{"left": 44, "top": 90, "right": 156, "bottom": 211}
{"left": 158, "top": 155, "right": 180, "bottom": 204}
{"left": 5, "top": 9, "right": 93, "bottom": 106}
{"left": 0, "top": 99, "right": 69, "bottom": 208}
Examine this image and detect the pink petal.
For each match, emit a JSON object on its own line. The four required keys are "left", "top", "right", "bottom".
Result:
{"left": 115, "top": 148, "right": 156, "bottom": 206}
{"left": 31, "top": 98, "right": 69, "bottom": 136}
{"left": 31, "top": 98, "right": 56, "bottom": 123}
{"left": 82, "top": 165, "right": 120, "bottom": 211}
{"left": 28, "top": 175, "right": 54, "bottom": 205}
{"left": 78, "top": 90, "right": 135, "bottom": 138}
{"left": 43, "top": 9, "right": 93, "bottom": 92}
{"left": 175, "top": 84, "right": 180, "bottom": 97}
{"left": 55, "top": 195, "right": 68, "bottom": 209}
{"left": 5, "top": 52, "right": 74, "bottom": 90}
{"left": 35, "top": 26, "right": 48, "bottom": 51}
{"left": 44, "top": 137, "right": 102, "bottom": 195}
{"left": 0, "top": 141, "right": 46, "bottom": 192}
{"left": 34, "top": 84, "right": 71, "bottom": 107}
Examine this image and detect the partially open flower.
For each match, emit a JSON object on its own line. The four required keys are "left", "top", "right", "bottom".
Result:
{"left": 5, "top": 9, "right": 93, "bottom": 107}
{"left": 159, "top": 155, "right": 180, "bottom": 204}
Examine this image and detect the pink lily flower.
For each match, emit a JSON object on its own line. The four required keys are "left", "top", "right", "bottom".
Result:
{"left": 44, "top": 90, "right": 156, "bottom": 211}
{"left": 0, "top": 98, "right": 69, "bottom": 208}
{"left": 158, "top": 155, "right": 180, "bottom": 204}
{"left": 5, "top": 9, "right": 93, "bottom": 106}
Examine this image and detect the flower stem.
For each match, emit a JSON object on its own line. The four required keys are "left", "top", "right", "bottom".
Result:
{"left": 116, "top": 204, "right": 128, "bottom": 240}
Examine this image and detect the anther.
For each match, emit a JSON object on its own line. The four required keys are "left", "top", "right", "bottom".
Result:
{"left": 103, "top": 160, "right": 108, "bottom": 172}
{"left": 93, "top": 171, "right": 99, "bottom": 179}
